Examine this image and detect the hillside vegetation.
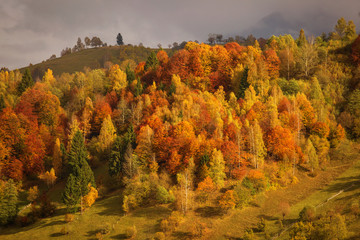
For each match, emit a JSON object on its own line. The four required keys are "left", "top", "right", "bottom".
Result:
{"left": 22, "top": 45, "right": 157, "bottom": 77}
{"left": 1, "top": 17, "right": 360, "bottom": 239}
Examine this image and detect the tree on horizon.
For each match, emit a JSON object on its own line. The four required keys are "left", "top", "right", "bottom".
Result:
{"left": 117, "top": 33, "right": 124, "bottom": 45}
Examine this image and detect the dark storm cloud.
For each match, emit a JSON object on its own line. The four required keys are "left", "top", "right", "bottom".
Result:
{"left": 0, "top": 0, "right": 359, "bottom": 70}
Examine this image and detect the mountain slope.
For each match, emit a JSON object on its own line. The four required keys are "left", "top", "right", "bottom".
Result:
{"left": 21, "top": 45, "right": 155, "bottom": 77}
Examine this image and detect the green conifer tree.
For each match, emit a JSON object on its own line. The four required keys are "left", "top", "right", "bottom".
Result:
{"left": 125, "top": 124, "right": 136, "bottom": 149}
{"left": 297, "top": 29, "right": 307, "bottom": 47}
{"left": 0, "top": 94, "right": 5, "bottom": 111}
{"left": 63, "top": 130, "right": 95, "bottom": 211}
{"left": 109, "top": 136, "right": 123, "bottom": 177}
{"left": 0, "top": 179, "right": 18, "bottom": 225}
{"left": 17, "top": 68, "right": 34, "bottom": 95}
{"left": 62, "top": 174, "right": 80, "bottom": 211}
{"left": 144, "top": 52, "right": 158, "bottom": 71}
{"left": 238, "top": 67, "right": 249, "bottom": 99}
{"left": 125, "top": 64, "right": 135, "bottom": 83}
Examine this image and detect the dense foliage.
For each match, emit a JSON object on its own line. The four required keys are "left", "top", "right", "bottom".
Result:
{"left": 0, "top": 18, "right": 359, "bottom": 230}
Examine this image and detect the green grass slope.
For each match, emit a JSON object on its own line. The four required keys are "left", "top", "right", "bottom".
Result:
{"left": 22, "top": 45, "right": 156, "bottom": 77}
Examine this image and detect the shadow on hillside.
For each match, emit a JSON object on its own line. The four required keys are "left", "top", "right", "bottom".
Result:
{"left": 40, "top": 220, "right": 65, "bottom": 228}
{"left": 131, "top": 206, "right": 171, "bottom": 219}
{"left": 0, "top": 217, "right": 63, "bottom": 236}
{"left": 172, "top": 231, "right": 192, "bottom": 239}
{"left": 297, "top": 164, "right": 310, "bottom": 173}
{"left": 324, "top": 174, "right": 360, "bottom": 194}
{"left": 195, "top": 206, "right": 224, "bottom": 218}
{"left": 49, "top": 232, "right": 64, "bottom": 237}
{"left": 282, "top": 218, "right": 298, "bottom": 225}
{"left": 96, "top": 195, "right": 124, "bottom": 216}
{"left": 257, "top": 214, "right": 279, "bottom": 221}
{"left": 336, "top": 192, "right": 360, "bottom": 203}
{"left": 110, "top": 233, "right": 127, "bottom": 239}
{"left": 46, "top": 207, "right": 68, "bottom": 219}
{"left": 85, "top": 229, "right": 104, "bottom": 240}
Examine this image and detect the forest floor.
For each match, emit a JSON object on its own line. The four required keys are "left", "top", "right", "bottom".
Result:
{"left": 0, "top": 140, "right": 360, "bottom": 240}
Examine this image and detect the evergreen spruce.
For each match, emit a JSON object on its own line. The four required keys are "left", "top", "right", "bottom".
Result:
{"left": 0, "top": 94, "right": 5, "bottom": 112}
{"left": 109, "top": 136, "right": 123, "bottom": 177}
{"left": 134, "top": 78, "right": 143, "bottom": 97}
{"left": 0, "top": 179, "right": 18, "bottom": 225}
{"left": 297, "top": 29, "right": 307, "bottom": 47}
{"left": 237, "top": 67, "right": 249, "bottom": 99}
{"left": 117, "top": 33, "right": 124, "bottom": 45}
{"left": 17, "top": 68, "right": 34, "bottom": 95}
{"left": 144, "top": 51, "right": 158, "bottom": 71}
{"left": 125, "top": 64, "right": 135, "bottom": 83}
{"left": 62, "top": 130, "right": 95, "bottom": 211}
{"left": 125, "top": 124, "right": 136, "bottom": 149}
{"left": 62, "top": 174, "right": 80, "bottom": 211}
{"left": 109, "top": 125, "right": 137, "bottom": 177}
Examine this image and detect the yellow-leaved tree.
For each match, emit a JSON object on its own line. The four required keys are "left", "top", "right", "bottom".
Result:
{"left": 39, "top": 168, "right": 57, "bottom": 187}
{"left": 82, "top": 184, "right": 98, "bottom": 209}
{"left": 109, "top": 64, "right": 127, "bottom": 94}
{"left": 98, "top": 115, "right": 117, "bottom": 153}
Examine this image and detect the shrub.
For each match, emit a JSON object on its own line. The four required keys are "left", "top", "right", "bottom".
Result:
{"left": 60, "top": 225, "right": 71, "bottom": 235}
{"left": 289, "top": 221, "right": 313, "bottom": 239}
{"left": 160, "top": 211, "right": 183, "bottom": 235}
{"left": 38, "top": 194, "right": 56, "bottom": 218}
{"left": 82, "top": 185, "right": 98, "bottom": 209}
{"left": 257, "top": 218, "right": 266, "bottom": 232}
{"left": 311, "top": 214, "right": 348, "bottom": 240}
{"left": 95, "top": 232, "right": 103, "bottom": 240}
{"left": 154, "top": 232, "right": 166, "bottom": 240}
{"left": 219, "top": 190, "right": 237, "bottom": 211}
{"left": 243, "top": 228, "right": 257, "bottom": 240}
{"left": 156, "top": 186, "right": 174, "bottom": 204}
{"left": 160, "top": 219, "right": 170, "bottom": 234}
{"left": 246, "top": 170, "right": 267, "bottom": 193}
{"left": 27, "top": 186, "right": 39, "bottom": 202}
{"left": 122, "top": 177, "right": 152, "bottom": 212}
{"left": 16, "top": 214, "right": 36, "bottom": 227}
{"left": 99, "top": 222, "right": 112, "bottom": 235}
{"left": 196, "top": 176, "right": 216, "bottom": 203}
{"left": 64, "top": 213, "right": 74, "bottom": 223}
{"left": 125, "top": 225, "right": 137, "bottom": 239}
{"left": 190, "top": 220, "right": 211, "bottom": 238}
{"left": 350, "top": 201, "right": 360, "bottom": 216}
{"left": 234, "top": 184, "right": 252, "bottom": 208}
{"left": 299, "top": 206, "right": 316, "bottom": 222}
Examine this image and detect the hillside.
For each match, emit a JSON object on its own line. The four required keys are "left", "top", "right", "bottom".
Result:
{"left": 1, "top": 17, "right": 360, "bottom": 240}
{"left": 1, "top": 141, "right": 359, "bottom": 239}
{"left": 22, "top": 45, "right": 159, "bottom": 77}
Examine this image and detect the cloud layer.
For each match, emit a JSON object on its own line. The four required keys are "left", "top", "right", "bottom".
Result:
{"left": 1, "top": 0, "right": 359, "bottom": 69}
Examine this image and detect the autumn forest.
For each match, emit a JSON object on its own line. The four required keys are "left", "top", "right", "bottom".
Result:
{"left": 1, "top": 17, "right": 360, "bottom": 239}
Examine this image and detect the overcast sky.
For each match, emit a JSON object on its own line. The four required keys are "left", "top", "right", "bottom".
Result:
{"left": 1, "top": 0, "right": 360, "bottom": 70}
